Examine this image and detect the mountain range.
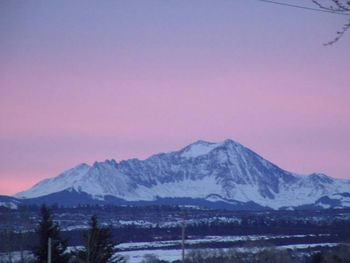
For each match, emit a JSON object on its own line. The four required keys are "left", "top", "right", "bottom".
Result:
{"left": 2, "top": 139, "right": 350, "bottom": 210}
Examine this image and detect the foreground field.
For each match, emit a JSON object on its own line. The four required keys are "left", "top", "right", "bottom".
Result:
{"left": 1, "top": 206, "right": 350, "bottom": 262}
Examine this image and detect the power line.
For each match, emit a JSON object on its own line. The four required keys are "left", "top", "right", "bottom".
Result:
{"left": 256, "top": 0, "right": 350, "bottom": 16}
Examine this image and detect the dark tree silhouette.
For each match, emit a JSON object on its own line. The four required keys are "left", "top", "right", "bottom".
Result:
{"left": 32, "top": 205, "right": 68, "bottom": 263}
{"left": 77, "top": 215, "right": 124, "bottom": 263}
{"left": 312, "top": 0, "right": 350, "bottom": 45}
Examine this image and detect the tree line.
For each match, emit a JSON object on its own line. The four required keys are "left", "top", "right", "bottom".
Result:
{"left": 1, "top": 204, "right": 124, "bottom": 263}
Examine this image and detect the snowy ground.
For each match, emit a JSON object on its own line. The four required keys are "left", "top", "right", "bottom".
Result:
{"left": 119, "top": 249, "right": 180, "bottom": 263}
{"left": 0, "top": 235, "right": 337, "bottom": 263}
{"left": 118, "top": 243, "right": 339, "bottom": 263}
{"left": 0, "top": 242, "right": 339, "bottom": 263}
{"left": 116, "top": 234, "right": 331, "bottom": 250}
{"left": 0, "top": 251, "right": 32, "bottom": 262}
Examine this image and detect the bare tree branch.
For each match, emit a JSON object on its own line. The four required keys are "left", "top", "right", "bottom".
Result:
{"left": 331, "top": 0, "right": 350, "bottom": 11}
{"left": 313, "top": 0, "right": 350, "bottom": 11}
{"left": 312, "top": 0, "right": 350, "bottom": 45}
{"left": 324, "top": 19, "right": 350, "bottom": 45}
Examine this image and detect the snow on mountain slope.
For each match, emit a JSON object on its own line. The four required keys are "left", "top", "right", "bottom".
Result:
{"left": 15, "top": 160, "right": 137, "bottom": 200}
{"left": 0, "top": 195, "right": 20, "bottom": 209}
{"left": 181, "top": 140, "right": 223, "bottom": 158}
{"left": 16, "top": 163, "right": 91, "bottom": 198}
{"left": 15, "top": 139, "right": 350, "bottom": 209}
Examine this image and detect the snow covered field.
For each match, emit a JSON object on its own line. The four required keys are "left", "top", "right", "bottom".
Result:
{"left": 116, "top": 234, "right": 331, "bottom": 250}
{"left": 1, "top": 235, "right": 338, "bottom": 263}
{"left": 118, "top": 243, "right": 339, "bottom": 263}
{"left": 1, "top": 243, "right": 338, "bottom": 263}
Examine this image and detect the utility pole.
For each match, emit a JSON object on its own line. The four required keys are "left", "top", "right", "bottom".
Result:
{"left": 87, "top": 232, "right": 90, "bottom": 263}
{"left": 47, "top": 237, "right": 52, "bottom": 263}
{"left": 181, "top": 209, "right": 186, "bottom": 263}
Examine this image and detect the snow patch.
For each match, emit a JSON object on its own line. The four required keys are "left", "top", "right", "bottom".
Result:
{"left": 0, "top": 201, "right": 18, "bottom": 209}
{"left": 181, "top": 141, "right": 222, "bottom": 158}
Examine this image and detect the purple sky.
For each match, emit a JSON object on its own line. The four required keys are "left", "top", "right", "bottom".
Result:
{"left": 1, "top": 0, "right": 350, "bottom": 195}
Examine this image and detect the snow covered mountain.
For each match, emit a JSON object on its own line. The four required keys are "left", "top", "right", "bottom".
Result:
{"left": 15, "top": 139, "right": 350, "bottom": 209}
{"left": 0, "top": 195, "right": 20, "bottom": 209}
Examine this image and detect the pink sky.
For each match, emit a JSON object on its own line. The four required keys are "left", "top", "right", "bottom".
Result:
{"left": 1, "top": 0, "right": 350, "bottom": 195}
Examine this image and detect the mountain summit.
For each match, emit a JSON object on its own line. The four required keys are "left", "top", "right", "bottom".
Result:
{"left": 15, "top": 139, "right": 350, "bottom": 209}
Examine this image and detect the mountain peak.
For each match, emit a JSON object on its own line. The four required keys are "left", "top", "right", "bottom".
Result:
{"left": 308, "top": 173, "right": 334, "bottom": 184}
{"left": 76, "top": 163, "right": 90, "bottom": 169}
{"left": 223, "top": 138, "right": 233, "bottom": 143}
{"left": 191, "top": 139, "right": 216, "bottom": 145}
{"left": 92, "top": 159, "right": 117, "bottom": 167}
{"left": 15, "top": 138, "right": 350, "bottom": 210}
{"left": 222, "top": 138, "right": 241, "bottom": 147}
{"left": 179, "top": 138, "right": 242, "bottom": 159}
{"left": 181, "top": 140, "right": 222, "bottom": 158}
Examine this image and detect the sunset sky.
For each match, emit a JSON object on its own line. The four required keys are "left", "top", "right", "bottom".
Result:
{"left": 1, "top": 0, "right": 350, "bottom": 195}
